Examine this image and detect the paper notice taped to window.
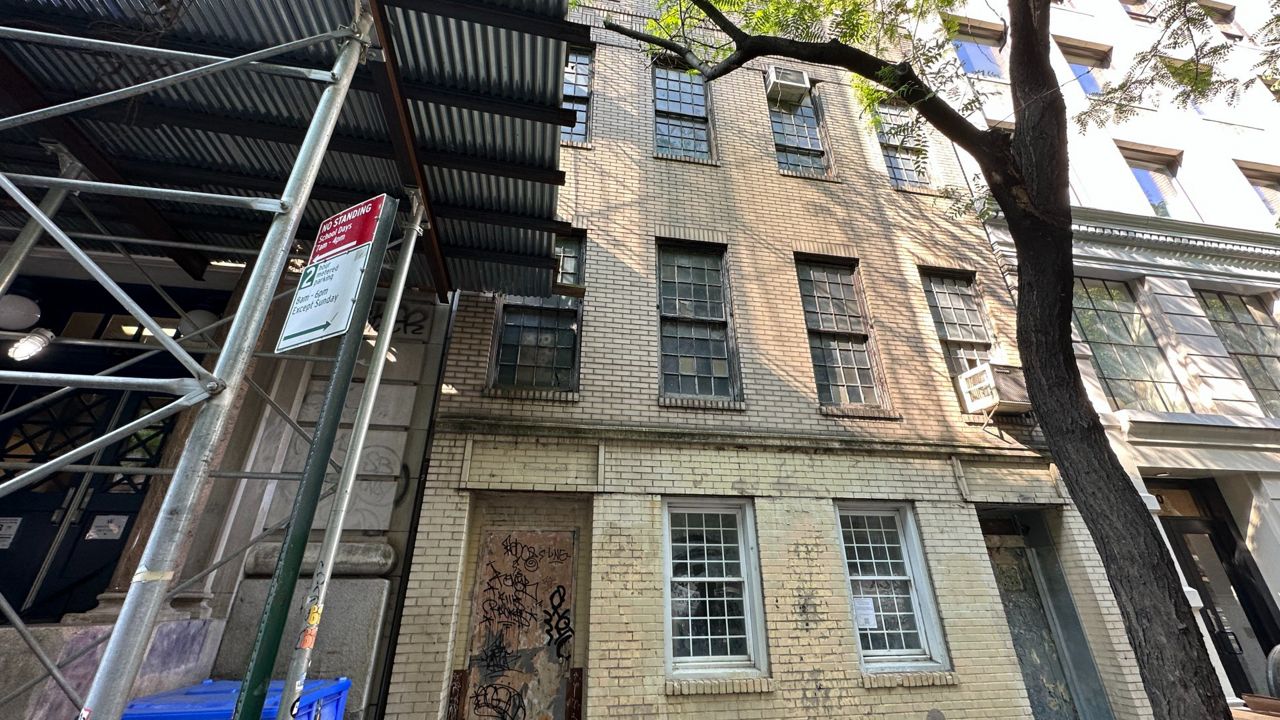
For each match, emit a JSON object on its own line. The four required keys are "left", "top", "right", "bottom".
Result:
{"left": 852, "top": 596, "right": 879, "bottom": 629}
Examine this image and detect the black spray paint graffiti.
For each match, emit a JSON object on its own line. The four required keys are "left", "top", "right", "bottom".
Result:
{"left": 503, "top": 533, "right": 570, "bottom": 572}
{"left": 472, "top": 683, "right": 527, "bottom": 720}
{"left": 479, "top": 561, "right": 541, "bottom": 629}
{"left": 543, "top": 584, "right": 574, "bottom": 662}
{"left": 477, "top": 634, "right": 516, "bottom": 680}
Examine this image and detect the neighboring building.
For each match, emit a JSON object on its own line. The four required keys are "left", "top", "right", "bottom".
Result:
{"left": 951, "top": 0, "right": 1280, "bottom": 708}
{"left": 380, "top": 3, "right": 1190, "bottom": 719}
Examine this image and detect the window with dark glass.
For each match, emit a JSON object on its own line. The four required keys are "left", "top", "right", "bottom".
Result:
{"left": 920, "top": 272, "right": 992, "bottom": 375}
{"left": 1072, "top": 277, "right": 1191, "bottom": 413}
{"left": 562, "top": 49, "right": 592, "bottom": 143}
{"left": 1196, "top": 290, "right": 1280, "bottom": 417}
{"left": 768, "top": 87, "right": 827, "bottom": 173}
{"left": 658, "top": 244, "right": 737, "bottom": 399}
{"left": 796, "top": 261, "right": 879, "bottom": 405}
{"left": 491, "top": 237, "right": 583, "bottom": 392}
{"left": 878, "top": 103, "right": 929, "bottom": 188}
{"left": 654, "top": 59, "right": 712, "bottom": 160}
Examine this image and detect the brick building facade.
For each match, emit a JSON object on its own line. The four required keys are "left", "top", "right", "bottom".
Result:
{"left": 379, "top": 3, "right": 1186, "bottom": 718}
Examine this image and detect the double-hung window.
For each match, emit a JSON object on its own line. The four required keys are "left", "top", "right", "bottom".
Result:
{"left": 768, "top": 86, "right": 827, "bottom": 174}
{"left": 877, "top": 103, "right": 929, "bottom": 188}
{"left": 1196, "top": 290, "right": 1280, "bottom": 417}
{"left": 1122, "top": 148, "right": 1201, "bottom": 221}
{"left": 665, "top": 499, "right": 767, "bottom": 674}
{"left": 561, "top": 48, "right": 592, "bottom": 143}
{"left": 1072, "top": 277, "right": 1191, "bottom": 413}
{"left": 491, "top": 238, "right": 584, "bottom": 393}
{"left": 658, "top": 244, "right": 738, "bottom": 399}
{"left": 920, "top": 272, "right": 993, "bottom": 376}
{"left": 796, "top": 260, "right": 880, "bottom": 406}
{"left": 839, "top": 504, "right": 947, "bottom": 668}
{"left": 654, "top": 60, "right": 712, "bottom": 160}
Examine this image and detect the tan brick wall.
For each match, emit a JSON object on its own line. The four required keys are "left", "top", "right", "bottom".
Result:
{"left": 383, "top": 1, "right": 1154, "bottom": 717}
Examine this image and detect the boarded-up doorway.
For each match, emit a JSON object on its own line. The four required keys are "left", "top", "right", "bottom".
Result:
{"left": 462, "top": 530, "right": 577, "bottom": 720}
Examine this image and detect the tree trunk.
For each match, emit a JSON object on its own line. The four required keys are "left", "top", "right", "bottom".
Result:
{"left": 993, "top": 2, "right": 1231, "bottom": 716}
{"left": 1004, "top": 212, "right": 1231, "bottom": 720}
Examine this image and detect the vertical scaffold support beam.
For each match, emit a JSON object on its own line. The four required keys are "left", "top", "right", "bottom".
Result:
{"left": 0, "top": 151, "right": 82, "bottom": 297}
{"left": 78, "top": 16, "right": 373, "bottom": 720}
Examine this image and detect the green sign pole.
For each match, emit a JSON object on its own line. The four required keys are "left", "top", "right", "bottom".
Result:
{"left": 231, "top": 196, "right": 399, "bottom": 720}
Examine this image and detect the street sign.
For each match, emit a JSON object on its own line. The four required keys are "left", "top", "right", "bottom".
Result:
{"left": 276, "top": 194, "right": 392, "bottom": 353}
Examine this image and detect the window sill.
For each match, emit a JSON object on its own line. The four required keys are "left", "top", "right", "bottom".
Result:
{"left": 665, "top": 677, "right": 775, "bottom": 695}
{"left": 659, "top": 395, "right": 746, "bottom": 411}
{"left": 561, "top": 139, "right": 594, "bottom": 150}
{"left": 891, "top": 183, "right": 945, "bottom": 198}
{"left": 819, "top": 404, "right": 902, "bottom": 420}
{"left": 859, "top": 669, "right": 957, "bottom": 689}
{"left": 655, "top": 152, "right": 719, "bottom": 167}
{"left": 778, "top": 168, "right": 839, "bottom": 183}
{"left": 483, "top": 387, "right": 580, "bottom": 403}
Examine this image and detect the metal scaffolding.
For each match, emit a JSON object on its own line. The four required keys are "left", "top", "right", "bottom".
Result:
{"left": 0, "top": 0, "right": 585, "bottom": 717}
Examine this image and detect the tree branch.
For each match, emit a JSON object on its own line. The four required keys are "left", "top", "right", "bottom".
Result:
{"left": 684, "top": 0, "right": 748, "bottom": 42}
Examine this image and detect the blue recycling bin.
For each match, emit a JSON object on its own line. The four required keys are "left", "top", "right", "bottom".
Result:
{"left": 122, "top": 678, "right": 351, "bottom": 720}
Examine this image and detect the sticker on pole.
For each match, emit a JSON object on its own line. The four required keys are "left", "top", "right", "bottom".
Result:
{"left": 277, "top": 195, "right": 389, "bottom": 353}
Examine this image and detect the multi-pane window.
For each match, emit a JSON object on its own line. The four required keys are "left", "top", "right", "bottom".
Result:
{"left": 796, "top": 261, "right": 879, "bottom": 405}
{"left": 666, "top": 501, "right": 764, "bottom": 671}
{"left": 654, "top": 60, "right": 711, "bottom": 160}
{"left": 878, "top": 104, "right": 929, "bottom": 188}
{"left": 1200, "top": 2, "right": 1248, "bottom": 42}
{"left": 1124, "top": 152, "right": 1200, "bottom": 221}
{"left": 491, "top": 237, "right": 583, "bottom": 392}
{"left": 839, "top": 505, "right": 945, "bottom": 665}
{"left": 768, "top": 88, "right": 827, "bottom": 173}
{"left": 1196, "top": 290, "right": 1280, "bottom": 417}
{"left": 920, "top": 273, "right": 993, "bottom": 376}
{"left": 1072, "top": 277, "right": 1192, "bottom": 413}
{"left": 561, "top": 48, "right": 592, "bottom": 143}
{"left": 953, "top": 35, "right": 1005, "bottom": 77}
{"left": 658, "top": 244, "right": 737, "bottom": 399}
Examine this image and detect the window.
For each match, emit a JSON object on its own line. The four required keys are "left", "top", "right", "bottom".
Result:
{"left": 796, "top": 261, "right": 880, "bottom": 406}
{"left": 953, "top": 33, "right": 1005, "bottom": 78}
{"left": 877, "top": 103, "right": 929, "bottom": 188}
{"left": 665, "top": 499, "right": 766, "bottom": 673}
{"left": 654, "top": 59, "right": 712, "bottom": 160}
{"left": 1059, "top": 43, "right": 1110, "bottom": 97}
{"left": 1120, "top": 0, "right": 1159, "bottom": 22}
{"left": 490, "top": 237, "right": 583, "bottom": 392}
{"left": 839, "top": 504, "right": 946, "bottom": 668}
{"left": 1239, "top": 164, "right": 1280, "bottom": 218}
{"left": 561, "top": 48, "right": 592, "bottom": 143}
{"left": 767, "top": 83, "right": 827, "bottom": 174}
{"left": 1072, "top": 277, "right": 1191, "bottom": 413}
{"left": 1200, "top": 2, "right": 1249, "bottom": 42}
{"left": 1122, "top": 149, "right": 1200, "bottom": 221}
{"left": 921, "top": 272, "right": 993, "bottom": 376}
{"left": 1196, "top": 290, "right": 1280, "bottom": 417}
{"left": 658, "top": 244, "right": 738, "bottom": 399}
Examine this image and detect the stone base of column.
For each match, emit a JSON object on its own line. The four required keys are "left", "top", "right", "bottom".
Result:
{"left": 65, "top": 590, "right": 213, "bottom": 625}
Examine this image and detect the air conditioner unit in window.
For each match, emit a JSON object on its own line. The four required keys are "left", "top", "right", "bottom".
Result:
{"left": 956, "top": 363, "right": 1032, "bottom": 415}
{"left": 766, "top": 66, "right": 810, "bottom": 103}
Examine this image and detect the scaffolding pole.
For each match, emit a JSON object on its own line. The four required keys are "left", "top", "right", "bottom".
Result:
{"left": 0, "top": 152, "right": 82, "bottom": 296}
{"left": 277, "top": 196, "right": 424, "bottom": 715}
{"left": 232, "top": 192, "right": 397, "bottom": 720}
{"left": 78, "top": 15, "right": 373, "bottom": 720}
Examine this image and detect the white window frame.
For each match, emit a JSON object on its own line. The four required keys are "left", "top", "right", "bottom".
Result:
{"left": 662, "top": 497, "right": 769, "bottom": 678}
{"left": 835, "top": 502, "right": 950, "bottom": 672}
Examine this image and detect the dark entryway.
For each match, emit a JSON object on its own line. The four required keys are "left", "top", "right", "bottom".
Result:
{"left": 981, "top": 509, "right": 1115, "bottom": 720}
{"left": 1150, "top": 479, "right": 1280, "bottom": 697}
